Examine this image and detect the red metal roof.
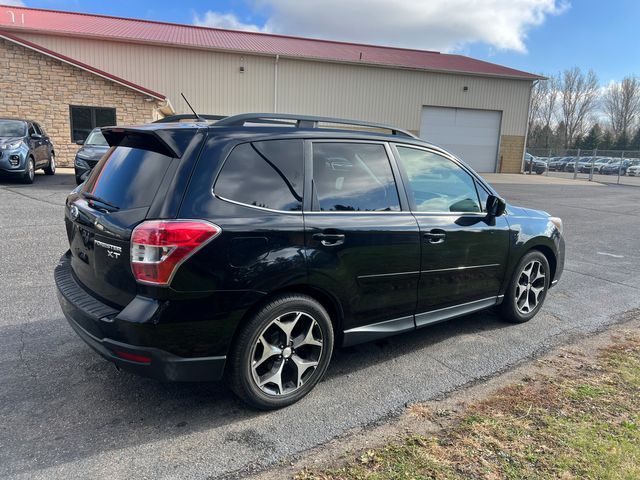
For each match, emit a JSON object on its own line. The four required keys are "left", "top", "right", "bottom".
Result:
{"left": 0, "top": 30, "right": 167, "bottom": 100}
{"left": 0, "top": 5, "right": 542, "bottom": 80}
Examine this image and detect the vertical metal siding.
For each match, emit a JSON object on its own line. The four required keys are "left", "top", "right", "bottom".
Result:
{"left": 15, "top": 33, "right": 530, "bottom": 135}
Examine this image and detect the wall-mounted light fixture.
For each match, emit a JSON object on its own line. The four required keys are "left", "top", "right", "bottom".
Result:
{"left": 239, "top": 56, "right": 245, "bottom": 73}
{"left": 463, "top": 86, "right": 469, "bottom": 92}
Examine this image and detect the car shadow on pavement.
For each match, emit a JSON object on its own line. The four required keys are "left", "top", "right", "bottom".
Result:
{"left": 0, "top": 308, "right": 512, "bottom": 476}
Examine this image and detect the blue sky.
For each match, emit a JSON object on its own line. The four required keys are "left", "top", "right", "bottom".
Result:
{"left": 12, "top": 0, "right": 639, "bottom": 84}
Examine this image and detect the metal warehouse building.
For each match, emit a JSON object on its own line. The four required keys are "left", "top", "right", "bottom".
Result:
{"left": 0, "top": 5, "right": 542, "bottom": 172}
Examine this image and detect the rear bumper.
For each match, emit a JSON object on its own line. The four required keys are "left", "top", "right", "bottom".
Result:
{"left": 54, "top": 252, "right": 226, "bottom": 382}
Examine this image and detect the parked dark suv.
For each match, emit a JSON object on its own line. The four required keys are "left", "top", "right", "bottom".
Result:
{"left": 0, "top": 118, "right": 56, "bottom": 183}
{"left": 54, "top": 113, "right": 565, "bottom": 409}
{"left": 74, "top": 127, "right": 110, "bottom": 184}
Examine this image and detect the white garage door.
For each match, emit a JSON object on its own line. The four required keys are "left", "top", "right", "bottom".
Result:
{"left": 419, "top": 107, "right": 502, "bottom": 172}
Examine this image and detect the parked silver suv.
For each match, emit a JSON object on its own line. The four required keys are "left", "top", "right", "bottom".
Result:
{"left": 0, "top": 118, "right": 56, "bottom": 184}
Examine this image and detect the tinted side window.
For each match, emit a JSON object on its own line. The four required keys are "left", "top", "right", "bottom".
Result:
{"left": 83, "top": 147, "right": 173, "bottom": 210}
{"left": 215, "top": 140, "right": 303, "bottom": 211}
{"left": 28, "top": 124, "right": 36, "bottom": 136}
{"left": 312, "top": 143, "right": 400, "bottom": 212}
{"left": 396, "top": 146, "right": 481, "bottom": 213}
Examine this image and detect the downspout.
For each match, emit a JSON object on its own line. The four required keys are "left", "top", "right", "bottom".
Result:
{"left": 521, "top": 79, "right": 538, "bottom": 173}
{"left": 274, "top": 54, "right": 279, "bottom": 113}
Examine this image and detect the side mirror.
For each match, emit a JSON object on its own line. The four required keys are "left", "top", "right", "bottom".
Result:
{"left": 30, "top": 133, "right": 42, "bottom": 140}
{"left": 75, "top": 139, "right": 84, "bottom": 145}
{"left": 486, "top": 195, "right": 506, "bottom": 217}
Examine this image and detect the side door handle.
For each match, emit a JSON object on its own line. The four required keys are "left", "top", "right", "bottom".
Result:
{"left": 424, "top": 229, "right": 446, "bottom": 244}
{"left": 312, "top": 233, "right": 345, "bottom": 247}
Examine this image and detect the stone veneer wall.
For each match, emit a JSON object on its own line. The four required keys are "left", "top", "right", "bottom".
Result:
{"left": 498, "top": 135, "right": 526, "bottom": 173}
{"left": 0, "top": 38, "right": 161, "bottom": 166}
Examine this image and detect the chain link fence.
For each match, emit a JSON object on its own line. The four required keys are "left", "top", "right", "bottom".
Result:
{"left": 525, "top": 148, "right": 640, "bottom": 186}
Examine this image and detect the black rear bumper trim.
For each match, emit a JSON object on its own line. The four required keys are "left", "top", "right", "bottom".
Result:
{"left": 55, "top": 251, "right": 226, "bottom": 382}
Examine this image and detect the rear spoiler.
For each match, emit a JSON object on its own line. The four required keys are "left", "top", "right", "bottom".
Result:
{"left": 101, "top": 127, "right": 195, "bottom": 158}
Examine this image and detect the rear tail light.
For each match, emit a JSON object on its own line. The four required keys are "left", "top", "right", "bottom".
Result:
{"left": 130, "top": 220, "right": 221, "bottom": 286}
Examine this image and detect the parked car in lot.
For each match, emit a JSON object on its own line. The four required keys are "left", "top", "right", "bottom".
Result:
{"left": 74, "top": 128, "right": 110, "bottom": 184}
{"left": 524, "top": 153, "right": 547, "bottom": 174}
{"left": 589, "top": 157, "right": 615, "bottom": 173}
{"left": 566, "top": 157, "right": 593, "bottom": 173}
{"left": 548, "top": 156, "right": 573, "bottom": 171}
{"left": 55, "top": 113, "right": 565, "bottom": 409}
{"left": 627, "top": 163, "right": 640, "bottom": 177}
{"left": 578, "top": 157, "right": 612, "bottom": 173}
{"left": 601, "top": 159, "right": 633, "bottom": 175}
{"left": 0, "top": 118, "right": 55, "bottom": 183}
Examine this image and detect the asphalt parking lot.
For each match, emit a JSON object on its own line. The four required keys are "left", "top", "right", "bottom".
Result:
{"left": 1, "top": 171, "right": 640, "bottom": 479}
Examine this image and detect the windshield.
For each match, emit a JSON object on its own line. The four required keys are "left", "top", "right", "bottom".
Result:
{"left": 84, "top": 129, "right": 108, "bottom": 146}
{"left": 0, "top": 120, "right": 27, "bottom": 138}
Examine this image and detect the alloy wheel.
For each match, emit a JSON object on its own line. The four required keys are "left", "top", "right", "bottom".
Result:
{"left": 28, "top": 159, "right": 35, "bottom": 181}
{"left": 250, "top": 311, "right": 323, "bottom": 396}
{"left": 50, "top": 154, "right": 56, "bottom": 173}
{"left": 515, "top": 260, "right": 546, "bottom": 314}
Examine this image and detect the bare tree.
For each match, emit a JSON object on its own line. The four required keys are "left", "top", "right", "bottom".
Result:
{"left": 603, "top": 76, "right": 640, "bottom": 138}
{"left": 527, "top": 75, "right": 559, "bottom": 149}
{"left": 539, "top": 75, "right": 559, "bottom": 147}
{"left": 557, "top": 67, "right": 599, "bottom": 148}
{"left": 528, "top": 79, "right": 545, "bottom": 136}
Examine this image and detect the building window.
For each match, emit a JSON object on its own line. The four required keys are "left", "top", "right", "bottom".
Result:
{"left": 69, "top": 106, "right": 116, "bottom": 143}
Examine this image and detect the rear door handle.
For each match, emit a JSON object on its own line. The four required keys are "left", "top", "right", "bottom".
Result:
{"left": 424, "top": 229, "right": 446, "bottom": 244}
{"left": 312, "top": 233, "right": 345, "bottom": 247}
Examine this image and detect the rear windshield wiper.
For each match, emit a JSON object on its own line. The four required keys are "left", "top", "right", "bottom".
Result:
{"left": 81, "top": 191, "right": 120, "bottom": 212}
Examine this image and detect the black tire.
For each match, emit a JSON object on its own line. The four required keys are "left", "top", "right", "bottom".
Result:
{"left": 22, "top": 157, "right": 35, "bottom": 184}
{"left": 228, "top": 294, "right": 334, "bottom": 410}
{"left": 499, "top": 250, "right": 550, "bottom": 323}
{"left": 44, "top": 152, "right": 56, "bottom": 175}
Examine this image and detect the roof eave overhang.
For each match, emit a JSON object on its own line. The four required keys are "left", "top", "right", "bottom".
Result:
{"left": 0, "top": 26, "right": 543, "bottom": 82}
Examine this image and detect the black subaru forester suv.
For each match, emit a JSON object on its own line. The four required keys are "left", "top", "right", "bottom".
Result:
{"left": 55, "top": 113, "right": 565, "bottom": 409}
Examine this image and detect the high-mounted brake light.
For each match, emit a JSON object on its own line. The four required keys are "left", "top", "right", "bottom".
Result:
{"left": 130, "top": 220, "right": 221, "bottom": 286}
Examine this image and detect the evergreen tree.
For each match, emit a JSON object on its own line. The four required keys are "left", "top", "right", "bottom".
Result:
{"left": 554, "top": 122, "right": 567, "bottom": 150}
{"left": 600, "top": 130, "right": 614, "bottom": 150}
{"left": 615, "top": 130, "right": 630, "bottom": 150}
{"left": 630, "top": 127, "right": 640, "bottom": 151}
{"left": 572, "top": 134, "right": 584, "bottom": 149}
{"left": 581, "top": 124, "right": 602, "bottom": 150}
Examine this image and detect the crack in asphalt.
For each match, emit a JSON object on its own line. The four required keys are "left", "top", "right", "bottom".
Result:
{"left": 17, "top": 327, "right": 38, "bottom": 382}
{"left": 0, "top": 185, "right": 66, "bottom": 207}
{"left": 549, "top": 202, "right": 640, "bottom": 218}
{"left": 563, "top": 267, "right": 640, "bottom": 291}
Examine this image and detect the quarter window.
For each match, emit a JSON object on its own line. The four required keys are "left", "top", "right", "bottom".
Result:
{"left": 395, "top": 146, "right": 481, "bottom": 213}
{"left": 215, "top": 140, "right": 304, "bottom": 211}
{"left": 312, "top": 143, "right": 400, "bottom": 212}
{"left": 70, "top": 106, "right": 116, "bottom": 143}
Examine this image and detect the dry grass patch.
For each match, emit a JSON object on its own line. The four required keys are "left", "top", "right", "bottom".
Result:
{"left": 296, "top": 333, "right": 640, "bottom": 480}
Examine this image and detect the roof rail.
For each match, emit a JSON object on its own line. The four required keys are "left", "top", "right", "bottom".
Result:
{"left": 214, "top": 113, "right": 417, "bottom": 138}
{"left": 153, "top": 113, "right": 226, "bottom": 123}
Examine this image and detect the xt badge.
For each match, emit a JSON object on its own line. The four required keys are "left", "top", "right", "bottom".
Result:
{"left": 95, "top": 239, "right": 122, "bottom": 259}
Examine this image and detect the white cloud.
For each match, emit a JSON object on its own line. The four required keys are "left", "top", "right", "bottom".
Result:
{"left": 195, "top": 0, "right": 569, "bottom": 53}
{"left": 193, "top": 11, "right": 268, "bottom": 33}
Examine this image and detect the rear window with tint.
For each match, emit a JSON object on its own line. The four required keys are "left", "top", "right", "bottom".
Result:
{"left": 83, "top": 147, "right": 173, "bottom": 210}
{"left": 214, "top": 140, "right": 303, "bottom": 211}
